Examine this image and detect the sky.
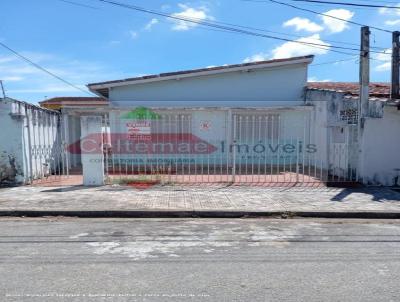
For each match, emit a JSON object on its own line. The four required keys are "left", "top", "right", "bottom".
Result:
{"left": 0, "top": 0, "right": 398, "bottom": 103}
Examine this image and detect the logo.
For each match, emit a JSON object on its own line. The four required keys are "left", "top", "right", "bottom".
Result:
{"left": 120, "top": 107, "right": 160, "bottom": 120}
{"left": 199, "top": 120, "right": 212, "bottom": 131}
{"left": 67, "top": 133, "right": 217, "bottom": 155}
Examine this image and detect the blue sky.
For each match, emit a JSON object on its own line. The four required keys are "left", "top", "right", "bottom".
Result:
{"left": 0, "top": 0, "right": 397, "bottom": 103}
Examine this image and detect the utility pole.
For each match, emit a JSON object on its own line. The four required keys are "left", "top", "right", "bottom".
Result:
{"left": 391, "top": 31, "right": 400, "bottom": 99}
{"left": 359, "top": 26, "right": 370, "bottom": 122}
{"left": 0, "top": 80, "right": 5, "bottom": 99}
{"left": 357, "top": 26, "right": 370, "bottom": 184}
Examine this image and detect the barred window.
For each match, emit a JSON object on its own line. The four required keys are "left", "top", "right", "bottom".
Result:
{"left": 233, "top": 114, "right": 280, "bottom": 141}
{"left": 151, "top": 114, "right": 192, "bottom": 133}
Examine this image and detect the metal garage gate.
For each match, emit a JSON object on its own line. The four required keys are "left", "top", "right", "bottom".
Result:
{"left": 102, "top": 108, "right": 359, "bottom": 186}
{"left": 28, "top": 112, "right": 75, "bottom": 186}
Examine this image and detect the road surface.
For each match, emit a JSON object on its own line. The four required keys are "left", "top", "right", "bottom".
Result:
{"left": 0, "top": 218, "right": 399, "bottom": 301}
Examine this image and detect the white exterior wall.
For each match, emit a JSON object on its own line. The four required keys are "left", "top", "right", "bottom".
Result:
{"left": 66, "top": 115, "right": 82, "bottom": 168}
{"left": 108, "top": 63, "right": 308, "bottom": 108}
{"left": 307, "top": 89, "right": 400, "bottom": 186}
{"left": 81, "top": 116, "right": 104, "bottom": 186}
{"left": 309, "top": 100, "right": 329, "bottom": 167}
{"left": 0, "top": 101, "right": 25, "bottom": 184}
{"left": 361, "top": 106, "right": 400, "bottom": 186}
{"left": 0, "top": 99, "right": 60, "bottom": 185}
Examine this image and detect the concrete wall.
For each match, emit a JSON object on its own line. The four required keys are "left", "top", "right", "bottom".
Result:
{"left": 109, "top": 63, "right": 308, "bottom": 108}
{"left": 81, "top": 116, "right": 104, "bottom": 186}
{"left": 307, "top": 89, "right": 400, "bottom": 185}
{"left": 0, "top": 101, "right": 25, "bottom": 184}
{"left": 361, "top": 106, "right": 400, "bottom": 186}
{"left": 66, "top": 115, "right": 82, "bottom": 168}
{"left": 0, "top": 98, "right": 60, "bottom": 185}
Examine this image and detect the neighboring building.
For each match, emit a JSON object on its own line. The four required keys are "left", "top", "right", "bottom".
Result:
{"left": 0, "top": 97, "right": 62, "bottom": 185}
{"left": 39, "top": 97, "right": 108, "bottom": 110}
{"left": 307, "top": 82, "right": 400, "bottom": 186}
{"left": 38, "top": 97, "right": 109, "bottom": 172}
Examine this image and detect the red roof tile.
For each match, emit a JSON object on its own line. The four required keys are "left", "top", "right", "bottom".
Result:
{"left": 40, "top": 97, "right": 107, "bottom": 104}
{"left": 307, "top": 82, "right": 390, "bottom": 98}
{"left": 39, "top": 97, "right": 108, "bottom": 110}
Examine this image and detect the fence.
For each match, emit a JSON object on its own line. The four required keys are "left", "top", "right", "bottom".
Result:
{"left": 0, "top": 98, "right": 73, "bottom": 186}
{"left": 96, "top": 108, "right": 359, "bottom": 186}
{"left": 16, "top": 106, "right": 360, "bottom": 187}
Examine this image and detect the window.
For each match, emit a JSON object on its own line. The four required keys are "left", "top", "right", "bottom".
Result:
{"left": 233, "top": 114, "right": 280, "bottom": 141}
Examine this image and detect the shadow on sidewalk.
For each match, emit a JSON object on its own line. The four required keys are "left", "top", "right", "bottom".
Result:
{"left": 331, "top": 188, "right": 400, "bottom": 202}
{"left": 40, "top": 186, "right": 95, "bottom": 193}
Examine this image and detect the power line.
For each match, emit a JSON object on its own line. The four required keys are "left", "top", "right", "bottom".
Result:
{"left": 288, "top": 0, "right": 400, "bottom": 9}
{"left": 57, "top": 0, "right": 99, "bottom": 9}
{"left": 96, "top": 0, "right": 391, "bottom": 56}
{"left": 310, "top": 56, "right": 359, "bottom": 66}
{"left": 361, "top": 0, "right": 400, "bottom": 4}
{"left": 81, "top": 0, "right": 383, "bottom": 49}
{"left": 0, "top": 80, "right": 6, "bottom": 98}
{"left": 167, "top": 6, "right": 386, "bottom": 49}
{"left": 243, "top": 0, "right": 392, "bottom": 33}
{"left": 0, "top": 41, "right": 95, "bottom": 96}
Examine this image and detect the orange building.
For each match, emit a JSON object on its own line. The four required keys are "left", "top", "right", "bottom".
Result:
{"left": 39, "top": 97, "right": 108, "bottom": 110}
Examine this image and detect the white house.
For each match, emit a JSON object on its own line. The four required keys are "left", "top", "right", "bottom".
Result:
{"left": 84, "top": 55, "right": 333, "bottom": 185}
{"left": 2, "top": 55, "right": 399, "bottom": 187}
{"left": 85, "top": 55, "right": 399, "bottom": 186}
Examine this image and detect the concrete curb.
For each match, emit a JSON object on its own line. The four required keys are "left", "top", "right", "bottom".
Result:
{"left": 1, "top": 210, "right": 400, "bottom": 219}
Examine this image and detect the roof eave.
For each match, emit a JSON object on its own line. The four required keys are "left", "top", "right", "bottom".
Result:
{"left": 88, "top": 56, "right": 314, "bottom": 92}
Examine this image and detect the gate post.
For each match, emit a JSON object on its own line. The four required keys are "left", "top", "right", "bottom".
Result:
{"left": 230, "top": 111, "right": 236, "bottom": 183}
{"left": 81, "top": 116, "right": 104, "bottom": 186}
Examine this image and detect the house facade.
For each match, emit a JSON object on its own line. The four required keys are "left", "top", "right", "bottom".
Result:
{"left": 2, "top": 55, "right": 398, "bottom": 187}
{"left": 81, "top": 56, "right": 328, "bottom": 185}
{"left": 307, "top": 82, "right": 400, "bottom": 186}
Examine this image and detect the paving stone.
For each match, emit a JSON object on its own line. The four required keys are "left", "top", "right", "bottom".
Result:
{"left": 0, "top": 185, "right": 399, "bottom": 213}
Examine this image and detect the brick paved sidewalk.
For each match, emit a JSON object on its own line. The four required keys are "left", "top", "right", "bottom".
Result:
{"left": 0, "top": 185, "right": 399, "bottom": 215}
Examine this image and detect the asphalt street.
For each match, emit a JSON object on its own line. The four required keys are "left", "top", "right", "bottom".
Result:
{"left": 0, "top": 218, "right": 399, "bottom": 302}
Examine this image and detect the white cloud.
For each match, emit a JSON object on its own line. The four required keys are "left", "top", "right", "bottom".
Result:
{"left": 129, "top": 31, "right": 138, "bottom": 39}
{"left": 243, "top": 34, "right": 330, "bottom": 62}
{"left": 271, "top": 34, "right": 331, "bottom": 59}
{"left": 0, "top": 56, "right": 16, "bottom": 64}
{"left": 379, "top": 3, "right": 400, "bottom": 16}
{"left": 379, "top": 3, "right": 400, "bottom": 26}
{"left": 320, "top": 9, "right": 354, "bottom": 33}
{"left": 374, "top": 49, "right": 392, "bottom": 72}
{"left": 144, "top": 18, "right": 159, "bottom": 31}
{"left": 308, "top": 76, "right": 331, "bottom": 82}
{"left": 7, "top": 85, "right": 88, "bottom": 94}
{"left": 0, "top": 51, "right": 126, "bottom": 102}
{"left": 170, "top": 4, "right": 211, "bottom": 31}
{"left": 243, "top": 53, "right": 269, "bottom": 63}
{"left": 376, "top": 62, "right": 391, "bottom": 72}
{"left": 378, "top": 6, "right": 390, "bottom": 15}
{"left": 385, "top": 19, "right": 400, "bottom": 26}
{"left": 1, "top": 76, "right": 23, "bottom": 82}
{"left": 283, "top": 17, "right": 323, "bottom": 33}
